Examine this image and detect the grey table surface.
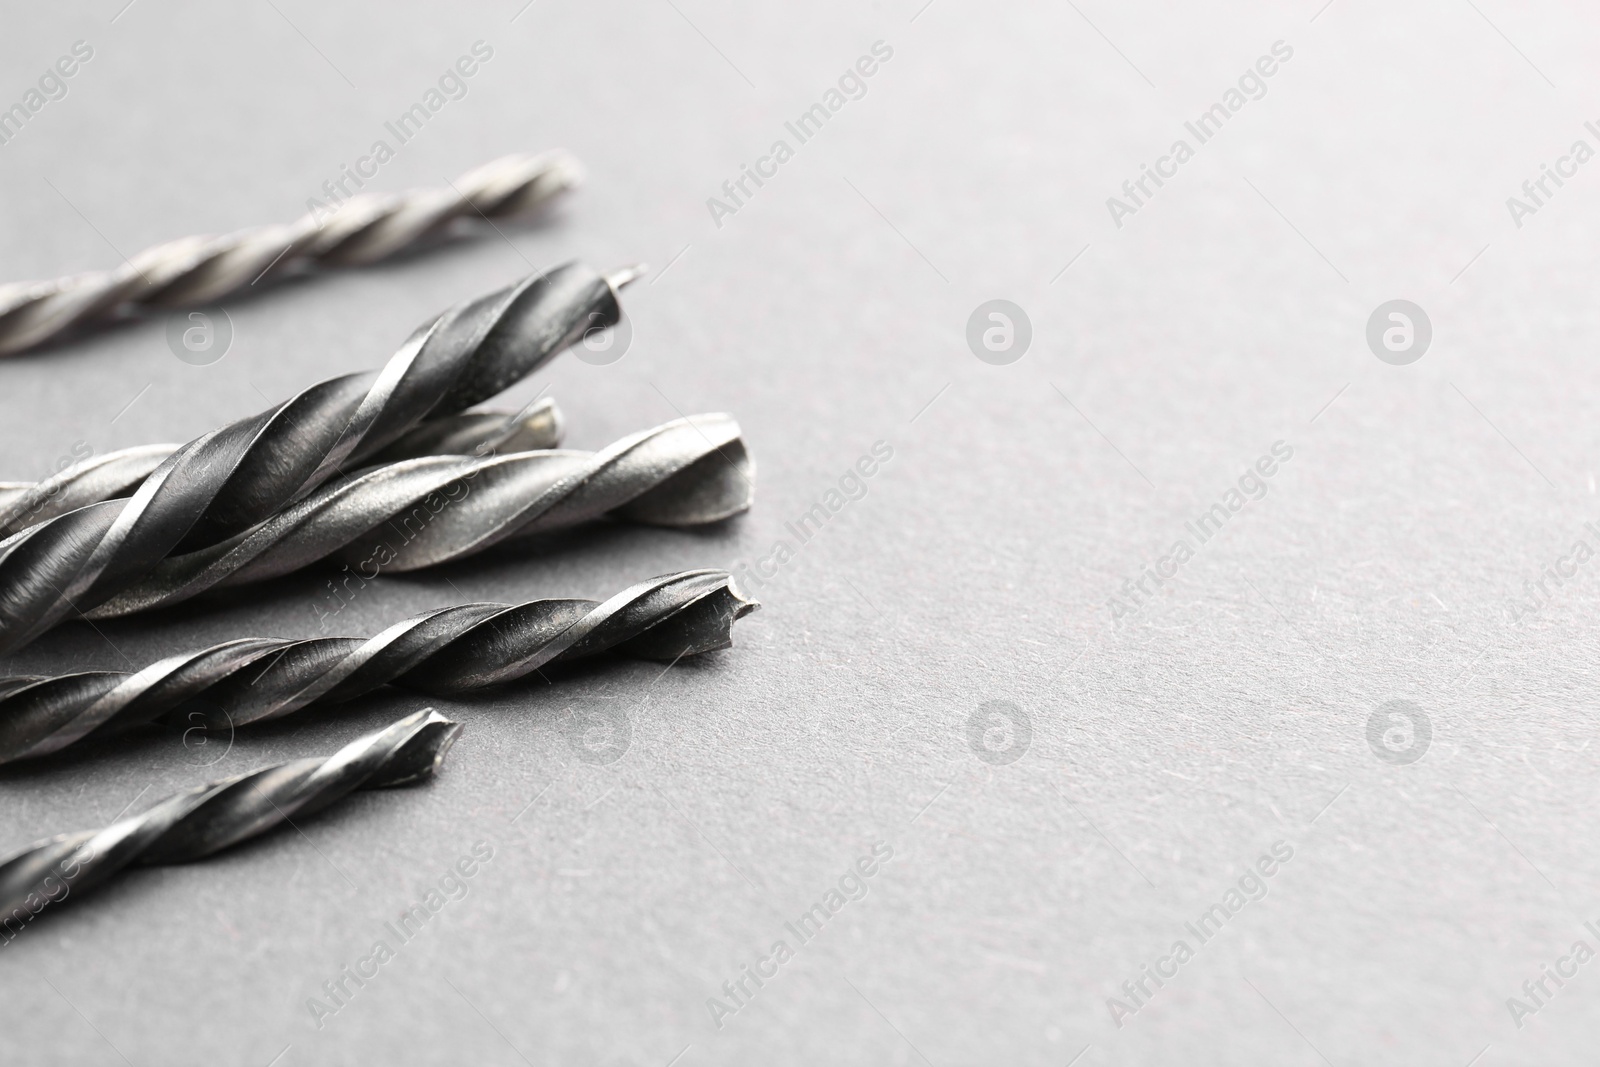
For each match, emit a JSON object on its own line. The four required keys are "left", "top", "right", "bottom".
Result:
{"left": 3, "top": 1, "right": 1599, "bottom": 1064}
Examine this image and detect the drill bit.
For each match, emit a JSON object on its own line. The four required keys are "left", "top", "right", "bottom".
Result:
{"left": 0, "top": 396, "right": 565, "bottom": 537}
{"left": 0, "top": 261, "right": 644, "bottom": 653}
{"left": 0, "top": 151, "right": 581, "bottom": 356}
{"left": 85, "top": 413, "right": 753, "bottom": 619}
{"left": 0, "top": 570, "right": 756, "bottom": 764}
{"left": 0, "top": 708, "right": 460, "bottom": 926}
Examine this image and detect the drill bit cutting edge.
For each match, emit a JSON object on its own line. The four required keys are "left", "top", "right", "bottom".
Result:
{"left": 0, "top": 570, "right": 756, "bottom": 764}
{"left": 0, "top": 151, "right": 582, "bottom": 356}
{"left": 0, "top": 708, "right": 461, "bottom": 926}
{"left": 0, "top": 261, "right": 650, "bottom": 653}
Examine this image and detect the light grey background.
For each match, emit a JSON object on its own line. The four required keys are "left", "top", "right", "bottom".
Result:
{"left": 2, "top": 1, "right": 1599, "bottom": 1064}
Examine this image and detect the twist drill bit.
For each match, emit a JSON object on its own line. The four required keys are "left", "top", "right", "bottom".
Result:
{"left": 83, "top": 413, "right": 753, "bottom": 619}
{"left": 0, "top": 151, "right": 581, "bottom": 356}
{"left": 0, "top": 445, "right": 173, "bottom": 537}
{"left": 0, "top": 396, "right": 565, "bottom": 537}
{"left": 0, "top": 708, "right": 460, "bottom": 926}
{"left": 0, "top": 262, "right": 643, "bottom": 653}
{"left": 0, "top": 570, "right": 756, "bottom": 764}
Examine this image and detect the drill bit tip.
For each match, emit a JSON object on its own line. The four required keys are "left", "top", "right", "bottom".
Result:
{"left": 605, "top": 263, "right": 649, "bottom": 290}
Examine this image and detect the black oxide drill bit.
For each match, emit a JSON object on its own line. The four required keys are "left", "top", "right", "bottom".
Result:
{"left": 0, "top": 570, "right": 756, "bottom": 764}
{"left": 0, "top": 708, "right": 461, "bottom": 927}
{"left": 0, "top": 151, "right": 581, "bottom": 356}
{"left": 0, "top": 396, "right": 567, "bottom": 538}
{"left": 0, "top": 261, "right": 642, "bottom": 653}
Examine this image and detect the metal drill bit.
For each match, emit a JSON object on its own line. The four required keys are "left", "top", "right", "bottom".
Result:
{"left": 0, "top": 262, "right": 643, "bottom": 653}
{"left": 0, "top": 151, "right": 582, "bottom": 356}
{"left": 0, "top": 708, "right": 460, "bottom": 926}
{"left": 81, "top": 413, "right": 753, "bottom": 619}
{"left": 0, "top": 570, "right": 756, "bottom": 764}
{"left": 0, "top": 396, "right": 566, "bottom": 537}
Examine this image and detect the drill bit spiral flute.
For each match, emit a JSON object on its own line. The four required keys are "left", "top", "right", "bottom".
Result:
{"left": 0, "top": 570, "right": 757, "bottom": 764}
{"left": 0, "top": 156, "right": 767, "bottom": 936}
{"left": 0, "top": 709, "right": 462, "bottom": 927}
{"left": 0, "top": 262, "right": 755, "bottom": 653}
{"left": 0, "top": 151, "right": 581, "bottom": 356}
{"left": 0, "top": 396, "right": 568, "bottom": 537}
